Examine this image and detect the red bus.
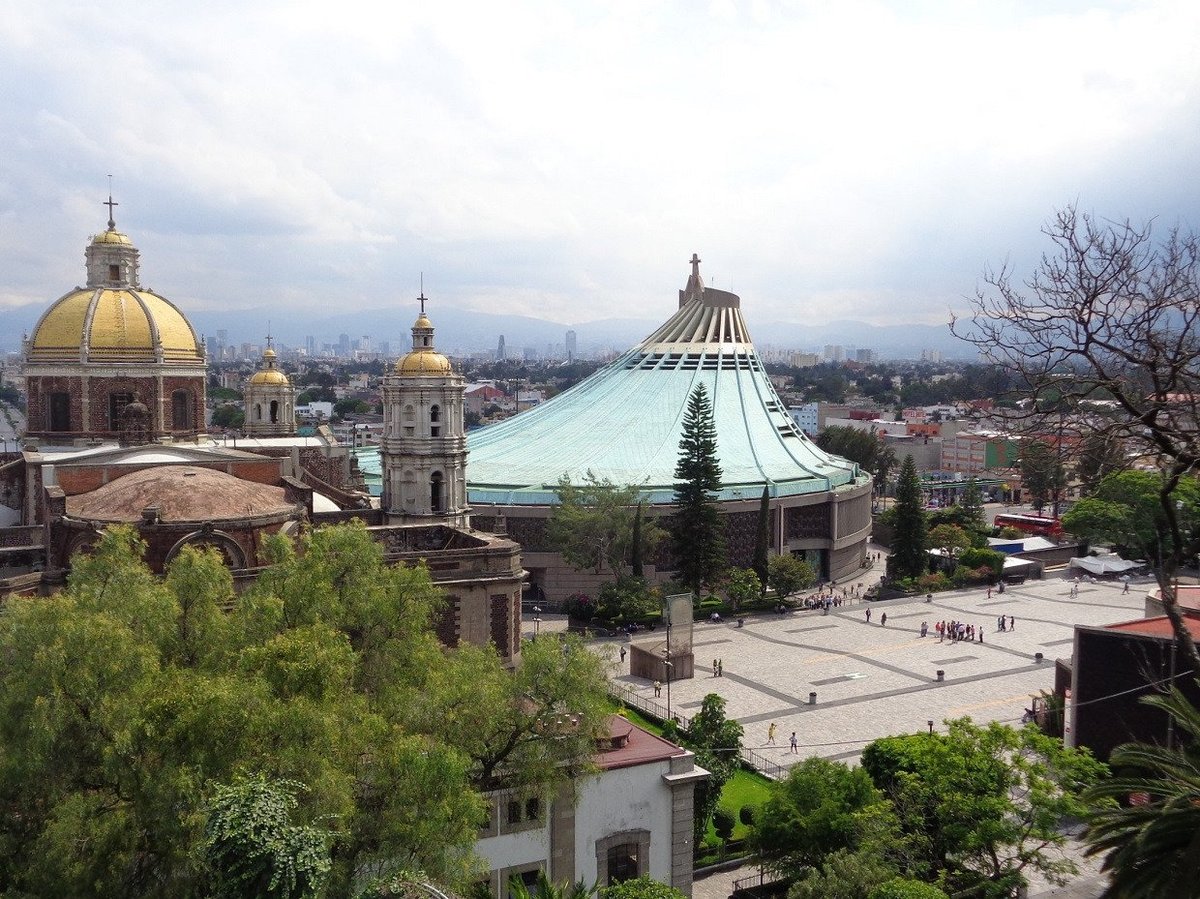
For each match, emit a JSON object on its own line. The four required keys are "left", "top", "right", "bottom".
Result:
{"left": 994, "top": 513, "right": 1063, "bottom": 539}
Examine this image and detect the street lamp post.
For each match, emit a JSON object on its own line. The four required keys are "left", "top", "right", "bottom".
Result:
{"left": 532, "top": 605, "right": 541, "bottom": 638}
{"left": 664, "top": 656, "right": 673, "bottom": 721}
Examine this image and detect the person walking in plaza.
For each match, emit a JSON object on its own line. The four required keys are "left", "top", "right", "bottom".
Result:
{"left": 717, "top": 659, "right": 723, "bottom": 677}
{"left": 987, "top": 586, "right": 993, "bottom": 599}
{"left": 1123, "top": 579, "right": 1130, "bottom": 594}
{"left": 865, "top": 608, "right": 871, "bottom": 623}
{"left": 767, "top": 722, "right": 777, "bottom": 745}
{"left": 620, "top": 646, "right": 627, "bottom": 664}
{"left": 713, "top": 658, "right": 719, "bottom": 677}
{"left": 653, "top": 681, "right": 661, "bottom": 698}
{"left": 1009, "top": 615, "right": 1015, "bottom": 631}
{"left": 880, "top": 611, "right": 887, "bottom": 626}
{"left": 790, "top": 732, "right": 798, "bottom": 754}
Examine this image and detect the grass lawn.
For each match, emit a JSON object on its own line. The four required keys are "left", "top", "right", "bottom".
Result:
{"left": 615, "top": 706, "right": 774, "bottom": 842}
{"left": 711, "top": 768, "right": 773, "bottom": 841}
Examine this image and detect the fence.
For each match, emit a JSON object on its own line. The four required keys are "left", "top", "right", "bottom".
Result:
{"left": 731, "top": 868, "right": 787, "bottom": 896}
{"left": 609, "top": 683, "right": 787, "bottom": 781}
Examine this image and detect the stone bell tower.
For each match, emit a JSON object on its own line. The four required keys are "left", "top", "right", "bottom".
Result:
{"left": 380, "top": 294, "right": 468, "bottom": 526}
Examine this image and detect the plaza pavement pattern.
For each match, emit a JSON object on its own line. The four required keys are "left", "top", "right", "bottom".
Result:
{"left": 615, "top": 549, "right": 1148, "bottom": 766}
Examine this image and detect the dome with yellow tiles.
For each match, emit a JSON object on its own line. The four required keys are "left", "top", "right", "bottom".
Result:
{"left": 394, "top": 300, "right": 453, "bottom": 376}
{"left": 249, "top": 347, "right": 290, "bottom": 384}
{"left": 29, "top": 287, "right": 205, "bottom": 365}
{"left": 395, "top": 348, "right": 453, "bottom": 375}
{"left": 27, "top": 216, "right": 204, "bottom": 366}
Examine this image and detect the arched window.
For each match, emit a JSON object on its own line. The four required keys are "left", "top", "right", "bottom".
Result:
{"left": 49, "top": 392, "right": 71, "bottom": 432}
{"left": 172, "top": 390, "right": 191, "bottom": 431}
{"left": 430, "top": 472, "right": 444, "bottom": 513}
{"left": 269, "top": 400, "right": 279, "bottom": 423}
{"left": 430, "top": 403, "right": 441, "bottom": 437}
{"left": 254, "top": 403, "right": 262, "bottom": 421}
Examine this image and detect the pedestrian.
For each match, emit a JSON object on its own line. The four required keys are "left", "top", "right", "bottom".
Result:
{"left": 1122, "top": 580, "right": 1130, "bottom": 594}
{"left": 920, "top": 621, "right": 928, "bottom": 637}
{"left": 653, "top": 680, "right": 661, "bottom": 698}
{"left": 713, "top": 658, "right": 719, "bottom": 677}
{"left": 767, "top": 722, "right": 777, "bottom": 745}
{"left": 1009, "top": 615, "right": 1015, "bottom": 631}
{"left": 865, "top": 608, "right": 872, "bottom": 623}
{"left": 619, "top": 646, "right": 627, "bottom": 664}
{"left": 880, "top": 612, "right": 887, "bottom": 626}
{"left": 987, "top": 586, "right": 992, "bottom": 599}
{"left": 790, "top": 731, "right": 798, "bottom": 754}
{"left": 979, "top": 626, "right": 984, "bottom": 643}
{"left": 717, "top": 659, "right": 723, "bottom": 677}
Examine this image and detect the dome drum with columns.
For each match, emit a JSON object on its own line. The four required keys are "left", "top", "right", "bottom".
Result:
{"left": 380, "top": 295, "right": 469, "bottom": 527}
{"left": 243, "top": 339, "right": 296, "bottom": 437}
{"left": 23, "top": 200, "right": 207, "bottom": 442}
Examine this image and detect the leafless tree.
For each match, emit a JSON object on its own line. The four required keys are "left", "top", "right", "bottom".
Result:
{"left": 952, "top": 204, "right": 1200, "bottom": 670}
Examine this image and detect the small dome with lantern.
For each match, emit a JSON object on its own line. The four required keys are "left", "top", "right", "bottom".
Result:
{"left": 395, "top": 297, "right": 453, "bottom": 376}
{"left": 249, "top": 344, "right": 290, "bottom": 385}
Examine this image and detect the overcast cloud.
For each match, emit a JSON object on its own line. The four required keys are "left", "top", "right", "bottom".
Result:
{"left": 3, "top": 0, "right": 1199, "bottom": 331}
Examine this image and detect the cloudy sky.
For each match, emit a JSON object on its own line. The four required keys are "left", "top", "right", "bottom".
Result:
{"left": 3, "top": 0, "right": 1199, "bottom": 332}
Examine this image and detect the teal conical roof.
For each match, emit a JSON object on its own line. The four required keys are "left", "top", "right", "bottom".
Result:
{"left": 466, "top": 256, "right": 865, "bottom": 505}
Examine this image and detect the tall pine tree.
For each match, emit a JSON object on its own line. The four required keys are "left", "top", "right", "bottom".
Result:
{"left": 672, "top": 385, "right": 727, "bottom": 596}
{"left": 890, "top": 454, "right": 928, "bottom": 580}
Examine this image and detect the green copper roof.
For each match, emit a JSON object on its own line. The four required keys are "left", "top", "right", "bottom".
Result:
{"left": 465, "top": 258, "right": 865, "bottom": 506}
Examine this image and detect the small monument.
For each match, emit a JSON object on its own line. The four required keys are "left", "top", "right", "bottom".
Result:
{"left": 631, "top": 593, "right": 695, "bottom": 683}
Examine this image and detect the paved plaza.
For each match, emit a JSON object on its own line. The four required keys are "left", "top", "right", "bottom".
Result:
{"left": 613, "top": 552, "right": 1150, "bottom": 766}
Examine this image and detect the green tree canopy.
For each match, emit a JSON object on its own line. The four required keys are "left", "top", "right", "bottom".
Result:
{"left": 664, "top": 693, "right": 742, "bottom": 845}
{"left": 1018, "top": 439, "right": 1067, "bottom": 514}
{"left": 1062, "top": 470, "right": 1200, "bottom": 567}
{"left": 548, "top": 472, "right": 663, "bottom": 577}
{"left": 724, "top": 568, "right": 761, "bottom": 612}
{"left": 0, "top": 522, "right": 609, "bottom": 897}
{"left": 817, "top": 425, "right": 884, "bottom": 471}
{"left": 767, "top": 554, "right": 817, "bottom": 600}
{"left": 600, "top": 875, "right": 685, "bottom": 899}
{"left": 889, "top": 455, "right": 928, "bottom": 580}
{"left": 751, "top": 756, "right": 893, "bottom": 880}
{"left": 671, "top": 385, "right": 727, "bottom": 595}
{"left": 862, "top": 719, "right": 1108, "bottom": 894}
{"left": 926, "top": 524, "right": 971, "bottom": 567}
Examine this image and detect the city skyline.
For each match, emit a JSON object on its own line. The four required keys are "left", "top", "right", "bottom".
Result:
{"left": 4, "top": 2, "right": 1199, "bottom": 330}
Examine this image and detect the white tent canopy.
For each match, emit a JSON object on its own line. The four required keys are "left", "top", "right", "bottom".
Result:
{"left": 1069, "top": 554, "right": 1140, "bottom": 576}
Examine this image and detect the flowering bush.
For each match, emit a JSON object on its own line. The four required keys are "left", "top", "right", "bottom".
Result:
{"left": 562, "top": 592, "right": 595, "bottom": 620}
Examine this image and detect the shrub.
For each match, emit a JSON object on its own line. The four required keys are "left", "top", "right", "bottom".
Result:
{"left": 916, "top": 573, "right": 952, "bottom": 593}
{"left": 959, "top": 547, "right": 1005, "bottom": 576}
{"left": 712, "top": 807, "right": 735, "bottom": 843}
{"left": 739, "top": 804, "right": 756, "bottom": 827}
{"left": 562, "top": 592, "right": 595, "bottom": 620}
{"left": 867, "top": 878, "right": 949, "bottom": 899}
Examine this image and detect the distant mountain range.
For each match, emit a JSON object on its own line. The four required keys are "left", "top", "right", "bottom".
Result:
{"left": 0, "top": 302, "right": 977, "bottom": 361}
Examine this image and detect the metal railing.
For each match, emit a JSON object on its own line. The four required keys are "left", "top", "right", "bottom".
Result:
{"left": 731, "top": 868, "right": 786, "bottom": 895}
{"left": 610, "top": 683, "right": 789, "bottom": 781}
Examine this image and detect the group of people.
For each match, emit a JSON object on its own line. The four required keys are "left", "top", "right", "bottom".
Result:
{"left": 765, "top": 722, "right": 800, "bottom": 753}
{"left": 712, "top": 658, "right": 724, "bottom": 677}
{"left": 932, "top": 619, "right": 983, "bottom": 642}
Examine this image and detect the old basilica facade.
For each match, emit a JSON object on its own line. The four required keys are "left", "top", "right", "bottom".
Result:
{"left": 0, "top": 209, "right": 525, "bottom": 664}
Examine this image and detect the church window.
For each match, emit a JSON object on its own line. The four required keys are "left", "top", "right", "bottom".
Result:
{"left": 605, "top": 844, "right": 640, "bottom": 884}
{"left": 108, "top": 264, "right": 120, "bottom": 281}
{"left": 430, "top": 471, "right": 444, "bottom": 513}
{"left": 430, "top": 404, "right": 441, "bottom": 437}
{"left": 49, "top": 392, "right": 71, "bottom": 432}
{"left": 172, "top": 390, "right": 191, "bottom": 430}
{"left": 506, "top": 800, "right": 521, "bottom": 826}
{"left": 269, "top": 400, "right": 279, "bottom": 423}
{"left": 404, "top": 404, "right": 414, "bottom": 421}
{"left": 254, "top": 404, "right": 262, "bottom": 421}
{"left": 108, "top": 392, "right": 134, "bottom": 429}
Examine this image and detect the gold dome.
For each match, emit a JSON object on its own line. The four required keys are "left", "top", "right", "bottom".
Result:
{"left": 92, "top": 229, "right": 133, "bottom": 246}
{"left": 28, "top": 287, "right": 205, "bottom": 364}
{"left": 249, "top": 368, "right": 290, "bottom": 385}
{"left": 396, "top": 349, "right": 453, "bottom": 375}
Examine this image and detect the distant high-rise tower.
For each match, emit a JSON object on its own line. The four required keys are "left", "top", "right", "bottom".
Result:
{"left": 381, "top": 295, "right": 468, "bottom": 527}
{"left": 497, "top": 334, "right": 506, "bottom": 361}
{"left": 566, "top": 329, "right": 577, "bottom": 362}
